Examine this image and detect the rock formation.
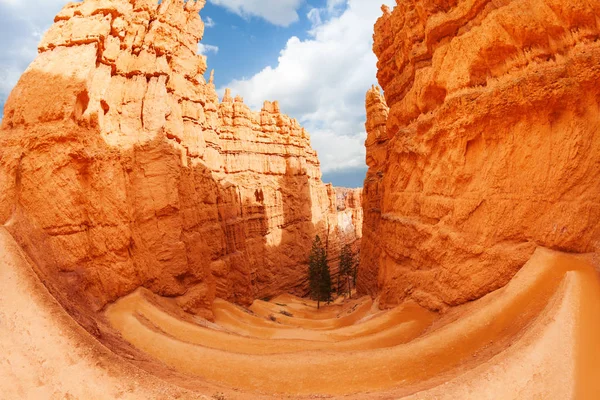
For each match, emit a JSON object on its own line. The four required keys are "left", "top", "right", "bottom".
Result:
{"left": 360, "top": 0, "right": 600, "bottom": 310}
{"left": 3, "top": 1, "right": 600, "bottom": 399}
{"left": 328, "top": 186, "right": 363, "bottom": 270}
{"left": 0, "top": 0, "right": 362, "bottom": 324}
{"left": 358, "top": 86, "right": 390, "bottom": 298}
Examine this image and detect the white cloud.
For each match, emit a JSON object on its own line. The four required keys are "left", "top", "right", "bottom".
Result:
{"left": 208, "top": 0, "right": 303, "bottom": 27}
{"left": 306, "top": 8, "right": 322, "bottom": 28}
{"left": 326, "top": 0, "right": 347, "bottom": 10}
{"left": 204, "top": 16, "right": 216, "bottom": 28}
{"left": 198, "top": 43, "right": 220, "bottom": 55}
{"left": 0, "top": 0, "right": 76, "bottom": 27}
{"left": 220, "top": 0, "right": 394, "bottom": 173}
{"left": 308, "top": 0, "right": 346, "bottom": 27}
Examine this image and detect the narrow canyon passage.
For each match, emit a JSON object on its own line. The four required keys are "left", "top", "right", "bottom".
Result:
{"left": 1, "top": 0, "right": 600, "bottom": 398}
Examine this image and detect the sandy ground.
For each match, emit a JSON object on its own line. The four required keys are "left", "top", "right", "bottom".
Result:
{"left": 2, "top": 226, "right": 600, "bottom": 399}
{"left": 106, "top": 290, "right": 434, "bottom": 354}
{"left": 249, "top": 295, "right": 367, "bottom": 321}
{"left": 0, "top": 227, "right": 214, "bottom": 400}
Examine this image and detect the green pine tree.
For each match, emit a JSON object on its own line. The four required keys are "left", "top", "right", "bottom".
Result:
{"left": 308, "top": 236, "right": 323, "bottom": 308}
{"left": 307, "top": 235, "right": 332, "bottom": 309}
{"left": 320, "top": 254, "right": 332, "bottom": 304}
{"left": 339, "top": 244, "right": 357, "bottom": 298}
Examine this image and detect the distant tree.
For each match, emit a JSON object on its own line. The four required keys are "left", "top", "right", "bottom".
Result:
{"left": 339, "top": 244, "right": 358, "bottom": 298}
{"left": 352, "top": 249, "right": 359, "bottom": 287}
{"left": 308, "top": 236, "right": 323, "bottom": 306}
{"left": 339, "top": 244, "right": 350, "bottom": 298}
{"left": 321, "top": 253, "right": 332, "bottom": 305}
{"left": 308, "top": 235, "right": 332, "bottom": 309}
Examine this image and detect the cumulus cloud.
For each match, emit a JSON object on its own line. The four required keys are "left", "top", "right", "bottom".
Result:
{"left": 220, "top": 0, "right": 394, "bottom": 173}
{"left": 198, "top": 43, "right": 220, "bottom": 55}
{"left": 308, "top": 0, "right": 346, "bottom": 27}
{"left": 306, "top": 8, "right": 322, "bottom": 28}
{"left": 208, "top": 0, "right": 303, "bottom": 27}
{"left": 204, "top": 16, "right": 216, "bottom": 28}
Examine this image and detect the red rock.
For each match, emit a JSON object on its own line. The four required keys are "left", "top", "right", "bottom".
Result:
{"left": 0, "top": 0, "right": 362, "bottom": 321}
{"left": 359, "top": 0, "right": 600, "bottom": 311}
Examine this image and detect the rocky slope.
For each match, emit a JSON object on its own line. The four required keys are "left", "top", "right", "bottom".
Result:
{"left": 359, "top": 0, "right": 600, "bottom": 310}
{"left": 0, "top": 0, "right": 362, "bottom": 324}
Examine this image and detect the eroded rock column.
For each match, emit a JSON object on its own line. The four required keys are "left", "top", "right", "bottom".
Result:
{"left": 360, "top": 1, "right": 600, "bottom": 310}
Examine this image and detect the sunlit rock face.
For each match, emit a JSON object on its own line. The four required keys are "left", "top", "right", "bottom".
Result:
{"left": 0, "top": 0, "right": 362, "bottom": 323}
{"left": 359, "top": 0, "right": 600, "bottom": 311}
{"left": 3, "top": 2, "right": 600, "bottom": 400}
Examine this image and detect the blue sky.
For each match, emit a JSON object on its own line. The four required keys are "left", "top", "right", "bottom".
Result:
{"left": 200, "top": 1, "right": 317, "bottom": 88}
{"left": 0, "top": 0, "right": 393, "bottom": 188}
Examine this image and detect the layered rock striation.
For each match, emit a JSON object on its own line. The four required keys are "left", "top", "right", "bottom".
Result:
{"left": 360, "top": 0, "right": 600, "bottom": 310}
{"left": 358, "top": 86, "right": 390, "bottom": 298}
{"left": 0, "top": 0, "right": 362, "bottom": 324}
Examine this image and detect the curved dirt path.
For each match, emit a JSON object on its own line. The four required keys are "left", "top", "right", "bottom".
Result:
{"left": 211, "top": 297, "right": 429, "bottom": 341}
{"left": 247, "top": 297, "right": 375, "bottom": 329}
{"left": 261, "top": 293, "right": 363, "bottom": 320}
{"left": 250, "top": 297, "right": 369, "bottom": 321}
{"left": 105, "top": 247, "right": 600, "bottom": 397}
{"left": 3, "top": 224, "right": 600, "bottom": 399}
{"left": 107, "top": 290, "right": 435, "bottom": 355}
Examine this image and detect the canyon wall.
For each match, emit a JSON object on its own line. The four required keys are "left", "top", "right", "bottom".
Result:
{"left": 327, "top": 186, "right": 364, "bottom": 284}
{"left": 0, "top": 0, "right": 362, "bottom": 323}
{"left": 360, "top": 0, "right": 600, "bottom": 310}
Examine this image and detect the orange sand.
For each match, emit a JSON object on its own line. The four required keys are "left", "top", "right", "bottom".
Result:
{"left": 2, "top": 225, "right": 600, "bottom": 399}
{"left": 107, "top": 289, "right": 434, "bottom": 355}
{"left": 106, "top": 247, "right": 600, "bottom": 397}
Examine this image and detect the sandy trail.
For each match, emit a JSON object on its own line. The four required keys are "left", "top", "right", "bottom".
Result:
{"left": 3, "top": 223, "right": 600, "bottom": 399}
{"left": 260, "top": 293, "right": 363, "bottom": 320}
{"left": 0, "top": 227, "right": 213, "bottom": 399}
{"left": 107, "top": 290, "right": 435, "bottom": 354}
{"left": 211, "top": 297, "right": 429, "bottom": 341}
{"left": 250, "top": 296, "right": 369, "bottom": 321}
{"left": 105, "top": 247, "right": 600, "bottom": 397}
{"left": 247, "top": 296, "right": 375, "bottom": 329}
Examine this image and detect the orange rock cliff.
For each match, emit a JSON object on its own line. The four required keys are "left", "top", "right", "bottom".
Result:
{"left": 359, "top": 0, "right": 600, "bottom": 310}
{"left": 3, "top": 1, "right": 600, "bottom": 399}
{"left": 0, "top": 0, "right": 362, "bottom": 323}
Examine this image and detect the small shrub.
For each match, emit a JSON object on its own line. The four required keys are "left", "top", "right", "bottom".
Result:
{"left": 280, "top": 310, "right": 293, "bottom": 317}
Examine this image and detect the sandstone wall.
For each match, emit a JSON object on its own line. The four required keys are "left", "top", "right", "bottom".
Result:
{"left": 358, "top": 86, "right": 389, "bottom": 298}
{"left": 0, "top": 0, "right": 362, "bottom": 323}
{"left": 360, "top": 0, "right": 600, "bottom": 310}
{"left": 328, "top": 186, "right": 364, "bottom": 287}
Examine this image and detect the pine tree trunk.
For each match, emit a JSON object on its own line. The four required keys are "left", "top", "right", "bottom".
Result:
{"left": 347, "top": 276, "right": 351, "bottom": 298}
{"left": 317, "top": 299, "right": 320, "bottom": 310}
